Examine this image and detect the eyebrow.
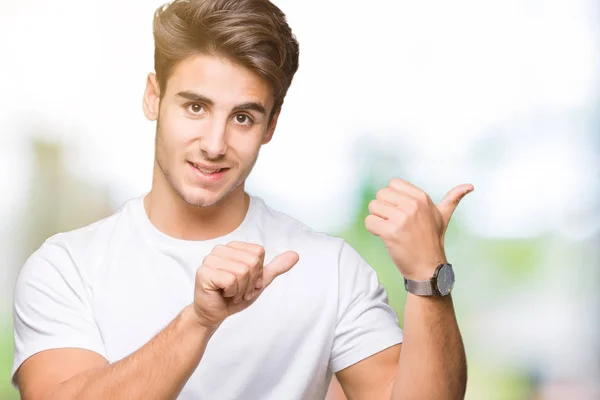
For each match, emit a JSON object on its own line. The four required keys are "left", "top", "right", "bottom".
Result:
{"left": 176, "top": 90, "right": 267, "bottom": 116}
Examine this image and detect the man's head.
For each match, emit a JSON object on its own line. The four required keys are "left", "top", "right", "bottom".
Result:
{"left": 143, "top": 0, "right": 299, "bottom": 208}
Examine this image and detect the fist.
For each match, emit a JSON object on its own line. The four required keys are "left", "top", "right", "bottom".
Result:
{"left": 365, "top": 178, "right": 473, "bottom": 280}
{"left": 192, "top": 241, "right": 299, "bottom": 329}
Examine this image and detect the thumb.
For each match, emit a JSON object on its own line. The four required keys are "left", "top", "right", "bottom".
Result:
{"left": 262, "top": 251, "right": 300, "bottom": 288}
{"left": 437, "top": 184, "right": 474, "bottom": 224}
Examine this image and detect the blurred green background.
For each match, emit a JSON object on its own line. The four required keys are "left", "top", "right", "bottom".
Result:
{"left": 1, "top": 0, "right": 599, "bottom": 399}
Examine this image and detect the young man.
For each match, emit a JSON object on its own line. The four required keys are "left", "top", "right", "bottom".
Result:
{"left": 12, "top": 0, "right": 472, "bottom": 399}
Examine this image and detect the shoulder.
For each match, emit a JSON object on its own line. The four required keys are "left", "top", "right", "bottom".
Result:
{"left": 47, "top": 196, "right": 138, "bottom": 252}
{"left": 16, "top": 196, "right": 140, "bottom": 288}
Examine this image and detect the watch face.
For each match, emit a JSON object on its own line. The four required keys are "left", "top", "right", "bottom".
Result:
{"left": 436, "top": 264, "right": 455, "bottom": 296}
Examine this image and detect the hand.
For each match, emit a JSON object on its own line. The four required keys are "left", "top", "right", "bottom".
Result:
{"left": 192, "top": 241, "right": 299, "bottom": 329}
{"left": 365, "top": 178, "right": 473, "bottom": 280}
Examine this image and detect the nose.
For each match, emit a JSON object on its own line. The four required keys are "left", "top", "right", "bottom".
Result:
{"left": 200, "top": 118, "right": 228, "bottom": 160}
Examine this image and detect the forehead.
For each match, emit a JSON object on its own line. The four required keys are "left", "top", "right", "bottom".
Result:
{"left": 165, "top": 53, "right": 273, "bottom": 109}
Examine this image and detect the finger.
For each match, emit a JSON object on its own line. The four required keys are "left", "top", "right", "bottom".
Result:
{"left": 248, "top": 260, "right": 264, "bottom": 300}
{"left": 225, "top": 242, "right": 265, "bottom": 301}
{"left": 368, "top": 199, "right": 402, "bottom": 221}
{"left": 388, "top": 178, "right": 426, "bottom": 198}
{"left": 226, "top": 241, "right": 265, "bottom": 257}
{"left": 437, "top": 184, "right": 474, "bottom": 224}
{"left": 251, "top": 266, "right": 264, "bottom": 300}
{"left": 262, "top": 251, "right": 299, "bottom": 288}
{"left": 207, "top": 256, "right": 249, "bottom": 303}
{"left": 364, "top": 214, "right": 390, "bottom": 237}
{"left": 255, "top": 274, "right": 264, "bottom": 289}
{"left": 202, "top": 254, "right": 239, "bottom": 298}
{"left": 228, "top": 262, "right": 250, "bottom": 304}
{"left": 213, "top": 244, "right": 262, "bottom": 300}
{"left": 375, "top": 187, "right": 406, "bottom": 207}
{"left": 199, "top": 267, "right": 238, "bottom": 298}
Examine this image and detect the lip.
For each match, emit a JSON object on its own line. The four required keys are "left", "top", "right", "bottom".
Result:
{"left": 189, "top": 162, "right": 229, "bottom": 171}
{"left": 188, "top": 161, "right": 229, "bottom": 183}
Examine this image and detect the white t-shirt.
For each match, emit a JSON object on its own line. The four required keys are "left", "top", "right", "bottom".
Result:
{"left": 12, "top": 193, "right": 403, "bottom": 399}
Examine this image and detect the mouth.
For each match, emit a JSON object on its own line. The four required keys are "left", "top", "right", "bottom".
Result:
{"left": 188, "top": 162, "right": 230, "bottom": 183}
{"left": 189, "top": 162, "right": 229, "bottom": 174}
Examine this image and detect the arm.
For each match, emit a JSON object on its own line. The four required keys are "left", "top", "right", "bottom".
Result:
{"left": 390, "top": 294, "right": 466, "bottom": 399}
{"left": 326, "top": 375, "right": 349, "bottom": 400}
{"left": 15, "top": 241, "right": 299, "bottom": 400}
{"left": 18, "top": 305, "right": 214, "bottom": 400}
{"left": 336, "top": 295, "right": 466, "bottom": 400}
{"left": 337, "top": 178, "right": 472, "bottom": 399}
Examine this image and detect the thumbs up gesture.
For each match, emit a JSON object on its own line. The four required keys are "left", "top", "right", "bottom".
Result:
{"left": 365, "top": 178, "right": 473, "bottom": 281}
{"left": 192, "top": 242, "right": 299, "bottom": 329}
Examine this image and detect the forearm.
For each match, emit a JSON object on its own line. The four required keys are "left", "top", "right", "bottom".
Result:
{"left": 391, "top": 294, "right": 467, "bottom": 400}
{"left": 51, "top": 305, "right": 216, "bottom": 400}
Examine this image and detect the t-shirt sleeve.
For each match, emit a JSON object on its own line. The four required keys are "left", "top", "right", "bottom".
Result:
{"left": 329, "top": 241, "right": 403, "bottom": 373}
{"left": 12, "top": 239, "right": 107, "bottom": 386}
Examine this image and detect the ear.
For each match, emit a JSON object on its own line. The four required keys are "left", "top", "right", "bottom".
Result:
{"left": 262, "top": 109, "right": 280, "bottom": 144}
{"left": 142, "top": 72, "right": 161, "bottom": 121}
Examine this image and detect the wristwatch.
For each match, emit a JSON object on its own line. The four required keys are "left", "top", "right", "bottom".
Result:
{"left": 403, "top": 263, "right": 455, "bottom": 297}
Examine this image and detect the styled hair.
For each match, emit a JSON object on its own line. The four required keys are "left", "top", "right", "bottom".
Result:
{"left": 153, "top": 0, "right": 300, "bottom": 117}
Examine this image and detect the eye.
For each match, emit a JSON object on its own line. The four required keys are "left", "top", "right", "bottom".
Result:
{"left": 233, "top": 114, "right": 253, "bottom": 126}
{"left": 187, "top": 103, "right": 205, "bottom": 114}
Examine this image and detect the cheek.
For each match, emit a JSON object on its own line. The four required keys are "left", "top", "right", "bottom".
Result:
{"left": 231, "top": 135, "right": 262, "bottom": 163}
{"left": 158, "top": 110, "right": 202, "bottom": 147}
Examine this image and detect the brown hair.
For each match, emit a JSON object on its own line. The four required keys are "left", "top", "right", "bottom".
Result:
{"left": 153, "top": 0, "right": 300, "bottom": 118}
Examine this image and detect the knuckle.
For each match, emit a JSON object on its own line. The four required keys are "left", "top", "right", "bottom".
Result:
{"left": 213, "top": 244, "right": 226, "bottom": 252}
{"left": 365, "top": 214, "right": 375, "bottom": 228}
{"left": 405, "top": 198, "right": 419, "bottom": 213}
{"left": 238, "top": 262, "right": 251, "bottom": 276}
{"left": 368, "top": 199, "right": 378, "bottom": 212}
{"left": 196, "top": 266, "right": 212, "bottom": 285}
{"left": 226, "top": 274, "right": 237, "bottom": 287}
{"left": 202, "top": 254, "right": 216, "bottom": 266}
{"left": 395, "top": 211, "right": 408, "bottom": 224}
{"left": 253, "top": 245, "right": 265, "bottom": 257}
{"left": 251, "top": 255, "right": 261, "bottom": 267}
{"left": 416, "top": 191, "right": 429, "bottom": 204}
{"left": 375, "top": 188, "right": 388, "bottom": 201}
{"left": 388, "top": 178, "right": 400, "bottom": 188}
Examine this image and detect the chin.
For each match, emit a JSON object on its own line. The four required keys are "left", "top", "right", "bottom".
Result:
{"left": 177, "top": 179, "right": 241, "bottom": 208}
{"left": 179, "top": 188, "right": 224, "bottom": 208}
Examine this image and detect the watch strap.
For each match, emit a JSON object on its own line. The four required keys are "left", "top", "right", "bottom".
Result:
{"left": 404, "top": 278, "right": 435, "bottom": 296}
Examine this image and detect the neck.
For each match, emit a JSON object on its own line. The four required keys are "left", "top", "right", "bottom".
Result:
{"left": 144, "top": 164, "right": 250, "bottom": 241}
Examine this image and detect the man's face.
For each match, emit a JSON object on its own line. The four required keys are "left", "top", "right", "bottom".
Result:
{"left": 144, "top": 53, "right": 277, "bottom": 207}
